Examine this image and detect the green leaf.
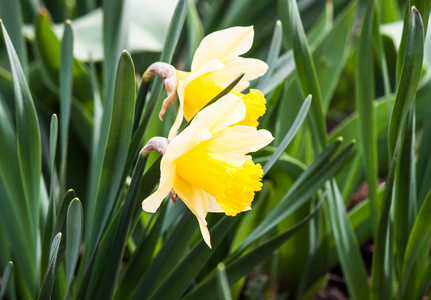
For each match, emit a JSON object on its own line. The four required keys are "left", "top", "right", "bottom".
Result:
{"left": 114, "top": 199, "right": 168, "bottom": 300}
{"left": 184, "top": 199, "right": 321, "bottom": 300}
{"left": 59, "top": 21, "right": 74, "bottom": 194}
{"left": 86, "top": 51, "right": 136, "bottom": 256}
{"left": 312, "top": 1, "right": 356, "bottom": 110}
{"left": 356, "top": 0, "right": 379, "bottom": 234}
{"left": 34, "top": 13, "right": 93, "bottom": 102}
{"left": 130, "top": 210, "right": 198, "bottom": 300}
{"left": 237, "top": 139, "right": 353, "bottom": 252}
{"left": 284, "top": 0, "right": 328, "bottom": 148}
{"left": 0, "top": 0, "right": 28, "bottom": 75}
{"left": 52, "top": 190, "right": 77, "bottom": 238}
{"left": 388, "top": 7, "right": 424, "bottom": 157}
{"left": 325, "top": 181, "right": 370, "bottom": 300}
{"left": 146, "top": 216, "right": 236, "bottom": 300}
{"left": 394, "top": 103, "right": 417, "bottom": 280}
{"left": 263, "top": 95, "right": 311, "bottom": 174}
{"left": 257, "top": 20, "right": 282, "bottom": 91}
{"left": 97, "top": 152, "right": 148, "bottom": 300}
{"left": 41, "top": 114, "right": 58, "bottom": 280}
{"left": 370, "top": 145, "right": 399, "bottom": 300}
{"left": 186, "top": 0, "right": 204, "bottom": 60}
{"left": 38, "top": 233, "right": 62, "bottom": 300}
{"left": 1, "top": 21, "right": 40, "bottom": 298}
{"left": 217, "top": 263, "right": 233, "bottom": 300}
{"left": 401, "top": 189, "right": 431, "bottom": 298}
{"left": 0, "top": 261, "right": 13, "bottom": 299}
{"left": 65, "top": 199, "right": 83, "bottom": 298}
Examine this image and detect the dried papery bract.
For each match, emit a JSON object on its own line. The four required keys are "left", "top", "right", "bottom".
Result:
{"left": 141, "top": 136, "right": 169, "bottom": 156}
{"left": 143, "top": 62, "right": 177, "bottom": 121}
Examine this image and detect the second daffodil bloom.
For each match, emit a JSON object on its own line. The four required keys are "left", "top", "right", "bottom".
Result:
{"left": 142, "top": 94, "right": 274, "bottom": 248}
{"left": 169, "top": 26, "right": 268, "bottom": 138}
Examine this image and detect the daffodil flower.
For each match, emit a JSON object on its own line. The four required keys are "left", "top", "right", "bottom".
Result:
{"left": 142, "top": 94, "right": 274, "bottom": 248}
{"left": 144, "top": 26, "right": 268, "bottom": 139}
{"left": 169, "top": 26, "right": 268, "bottom": 138}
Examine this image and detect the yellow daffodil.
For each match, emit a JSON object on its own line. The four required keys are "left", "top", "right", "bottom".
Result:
{"left": 169, "top": 26, "right": 268, "bottom": 138}
{"left": 142, "top": 94, "right": 273, "bottom": 248}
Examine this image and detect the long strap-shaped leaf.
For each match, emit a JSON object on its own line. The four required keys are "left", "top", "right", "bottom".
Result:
{"left": 388, "top": 7, "right": 424, "bottom": 158}
{"left": 183, "top": 197, "right": 322, "bottom": 300}
{"left": 97, "top": 152, "right": 148, "bottom": 300}
{"left": 356, "top": 0, "right": 379, "bottom": 234}
{"left": 38, "top": 233, "right": 62, "bottom": 300}
{"left": 86, "top": 51, "right": 136, "bottom": 257}
{"left": 64, "top": 199, "right": 83, "bottom": 300}
{"left": 0, "top": 262, "right": 13, "bottom": 299}
{"left": 1, "top": 20, "right": 41, "bottom": 299}
{"left": 236, "top": 139, "right": 352, "bottom": 253}
{"left": 325, "top": 180, "right": 370, "bottom": 300}
{"left": 281, "top": 0, "right": 328, "bottom": 149}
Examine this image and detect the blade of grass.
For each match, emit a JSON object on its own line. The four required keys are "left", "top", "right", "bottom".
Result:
{"left": 130, "top": 210, "right": 198, "bottom": 300}
{"left": 183, "top": 197, "right": 322, "bottom": 300}
{"left": 113, "top": 202, "right": 168, "bottom": 300}
{"left": 370, "top": 144, "right": 399, "bottom": 300}
{"left": 356, "top": 0, "right": 379, "bottom": 234}
{"left": 0, "top": 0, "right": 27, "bottom": 75}
{"left": 97, "top": 151, "right": 148, "bottom": 300}
{"left": 325, "top": 180, "right": 370, "bottom": 300}
{"left": 147, "top": 216, "right": 237, "bottom": 300}
{"left": 59, "top": 21, "right": 74, "bottom": 195}
{"left": 1, "top": 20, "right": 40, "bottom": 297}
{"left": 38, "top": 233, "right": 62, "bottom": 300}
{"left": 64, "top": 199, "right": 83, "bottom": 299}
{"left": 256, "top": 20, "right": 282, "bottom": 91}
{"left": 394, "top": 103, "right": 417, "bottom": 278}
{"left": 282, "top": 0, "right": 328, "bottom": 149}
{"left": 217, "top": 263, "right": 233, "bottom": 300}
{"left": 86, "top": 51, "right": 136, "bottom": 257}
{"left": 237, "top": 139, "right": 353, "bottom": 253}
{"left": 41, "top": 115, "right": 58, "bottom": 279}
{"left": 0, "top": 262, "right": 13, "bottom": 299}
{"left": 263, "top": 95, "right": 311, "bottom": 174}
{"left": 388, "top": 7, "right": 424, "bottom": 158}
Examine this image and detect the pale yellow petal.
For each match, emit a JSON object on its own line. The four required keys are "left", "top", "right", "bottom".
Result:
{"left": 173, "top": 175, "right": 212, "bottom": 248}
{"left": 191, "top": 94, "right": 246, "bottom": 134}
{"left": 142, "top": 157, "right": 175, "bottom": 213}
{"left": 207, "top": 126, "right": 273, "bottom": 155}
{"left": 206, "top": 57, "right": 268, "bottom": 92}
{"left": 205, "top": 126, "right": 273, "bottom": 165}
{"left": 191, "top": 26, "right": 254, "bottom": 71}
{"left": 166, "top": 123, "right": 212, "bottom": 160}
{"left": 224, "top": 57, "right": 268, "bottom": 81}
